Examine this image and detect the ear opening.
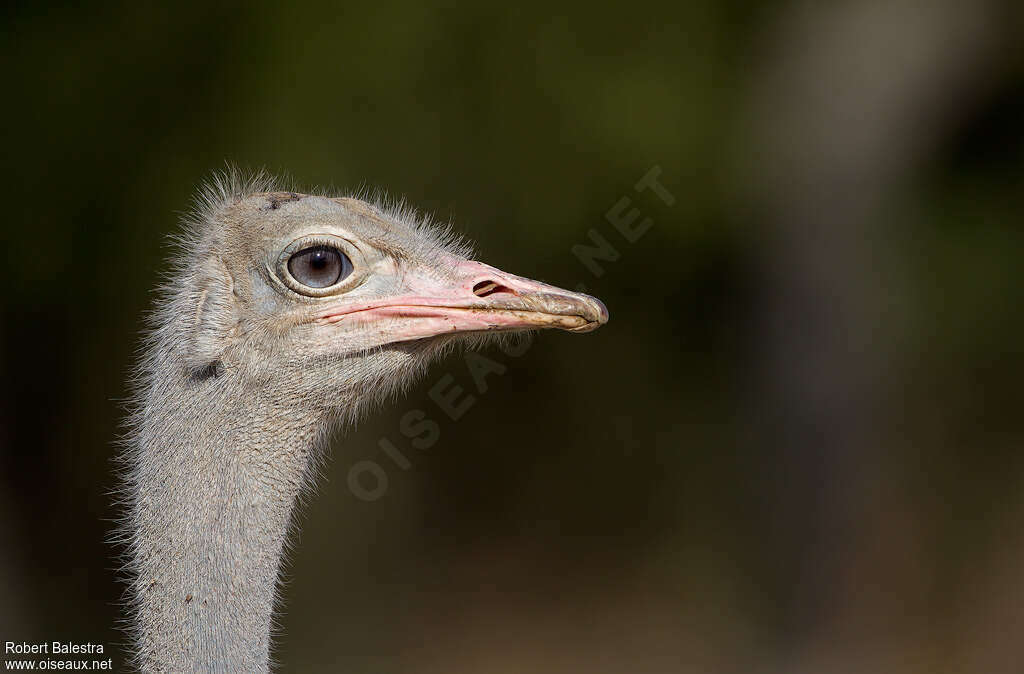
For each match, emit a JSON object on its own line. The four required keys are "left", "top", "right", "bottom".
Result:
{"left": 189, "top": 360, "right": 223, "bottom": 382}
{"left": 186, "top": 256, "right": 239, "bottom": 375}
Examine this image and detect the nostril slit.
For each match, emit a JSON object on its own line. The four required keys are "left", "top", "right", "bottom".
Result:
{"left": 473, "top": 280, "right": 516, "bottom": 298}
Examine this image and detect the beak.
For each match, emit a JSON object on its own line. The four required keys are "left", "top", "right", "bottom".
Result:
{"left": 316, "top": 260, "right": 608, "bottom": 343}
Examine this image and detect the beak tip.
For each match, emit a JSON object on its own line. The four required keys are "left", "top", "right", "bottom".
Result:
{"left": 571, "top": 294, "right": 608, "bottom": 332}
{"left": 592, "top": 296, "right": 609, "bottom": 326}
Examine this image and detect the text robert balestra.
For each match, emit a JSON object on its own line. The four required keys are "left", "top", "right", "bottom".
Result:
{"left": 5, "top": 642, "right": 105, "bottom": 655}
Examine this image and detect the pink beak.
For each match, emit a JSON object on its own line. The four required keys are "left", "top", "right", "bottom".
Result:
{"left": 316, "top": 260, "right": 608, "bottom": 344}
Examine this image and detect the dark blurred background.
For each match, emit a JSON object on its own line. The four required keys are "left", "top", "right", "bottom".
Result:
{"left": 3, "top": 1, "right": 1024, "bottom": 672}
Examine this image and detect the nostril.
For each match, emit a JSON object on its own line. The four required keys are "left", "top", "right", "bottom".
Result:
{"left": 473, "top": 279, "right": 516, "bottom": 298}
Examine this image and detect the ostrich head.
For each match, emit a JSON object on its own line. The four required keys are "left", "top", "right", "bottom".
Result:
{"left": 166, "top": 183, "right": 606, "bottom": 422}
{"left": 124, "top": 172, "right": 607, "bottom": 672}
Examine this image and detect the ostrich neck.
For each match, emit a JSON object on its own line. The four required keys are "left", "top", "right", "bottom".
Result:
{"left": 131, "top": 376, "right": 321, "bottom": 673}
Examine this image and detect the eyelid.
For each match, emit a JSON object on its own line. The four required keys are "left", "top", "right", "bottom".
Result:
{"left": 289, "top": 233, "right": 350, "bottom": 250}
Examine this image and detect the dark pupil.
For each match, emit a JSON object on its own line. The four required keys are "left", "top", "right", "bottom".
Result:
{"left": 309, "top": 251, "right": 329, "bottom": 269}
{"left": 288, "top": 245, "right": 349, "bottom": 289}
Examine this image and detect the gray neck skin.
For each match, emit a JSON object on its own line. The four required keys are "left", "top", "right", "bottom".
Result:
{"left": 130, "top": 373, "right": 321, "bottom": 673}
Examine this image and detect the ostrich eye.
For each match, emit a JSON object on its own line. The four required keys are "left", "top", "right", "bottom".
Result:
{"left": 287, "top": 246, "right": 352, "bottom": 289}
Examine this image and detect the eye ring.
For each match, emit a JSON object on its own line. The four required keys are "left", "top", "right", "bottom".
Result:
{"left": 275, "top": 234, "right": 366, "bottom": 298}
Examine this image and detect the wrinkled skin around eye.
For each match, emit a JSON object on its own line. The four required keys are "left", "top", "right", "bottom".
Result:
{"left": 287, "top": 246, "right": 352, "bottom": 288}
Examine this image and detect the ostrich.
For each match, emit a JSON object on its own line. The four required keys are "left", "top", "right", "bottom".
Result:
{"left": 117, "top": 171, "right": 608, "bottom": 672}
